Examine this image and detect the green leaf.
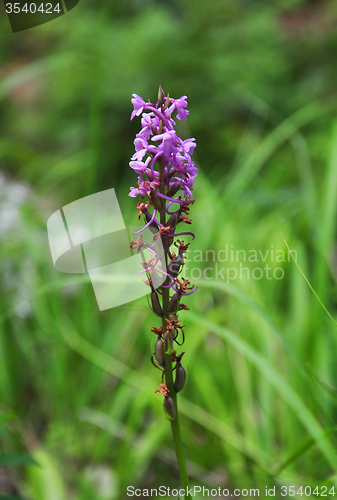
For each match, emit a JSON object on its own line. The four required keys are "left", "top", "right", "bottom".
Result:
{"left": 188, "top": 311, "right": 337, "bottom": 472}
{"left": 0, "top": 496, "right": 26, "bottom": 500}
{"left": 26, "top": 449, "right": 65, "bottom": 500}
{"left": 0, "top": 455, "right": 39, "bottom": 467}
{"left": 225, "top": 100, "right": 330, "bottom": 199}
{"left": 273, "top": 427, "right": 337, "bottom": 476}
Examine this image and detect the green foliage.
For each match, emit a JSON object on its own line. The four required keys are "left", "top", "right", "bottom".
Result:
{"left": 2, "top": 0, "right": 337, "bottom": 498}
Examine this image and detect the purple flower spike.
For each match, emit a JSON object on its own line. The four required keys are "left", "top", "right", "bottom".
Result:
{"left": 129, "top": 92, "right": 197, "bottom": 203}
{"left": 129, "top": 88, "right": 197, "bottom": 408}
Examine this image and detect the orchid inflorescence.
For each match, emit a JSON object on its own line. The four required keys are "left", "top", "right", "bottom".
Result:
{"left": 129, "top": 86, "right": 197, "bottom": 419}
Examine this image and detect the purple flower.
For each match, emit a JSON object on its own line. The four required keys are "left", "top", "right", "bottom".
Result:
{"left": 180, "top": 138, "right": 196, "bottom": 155}
{"left": 129, "top": 179, "right": 160, "bottom": 198}
{"left": 168, "top": 96, "right": 189, "bottom": 121}
{"left": 140, "top": 113, "right": 159, "bottom": 140}
{"left": 132, "top": 136, "right": 157, "bottom": 161}
{"left": 152, "top": 130, "right": 178, "bottom": 157}
{"left": 131, "top": 94, "right": 146, "bottom": 120}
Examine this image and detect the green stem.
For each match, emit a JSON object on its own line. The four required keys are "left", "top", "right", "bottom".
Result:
{"left": 158, "top": 155, "right": 190, "bottom": 498}
{"left": 165, "top": 350, "right": 191, "bottom": 498}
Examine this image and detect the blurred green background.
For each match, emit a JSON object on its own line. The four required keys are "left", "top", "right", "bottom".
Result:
{"left": 2, "top": 0, "right": 337, "bottom": 498}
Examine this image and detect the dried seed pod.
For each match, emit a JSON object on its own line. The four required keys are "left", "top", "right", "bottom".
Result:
{"left": 155, "top": 338, "right": 165, "bottom": 367}
{"left": 151, "top": 289, "right": 163, "bottom": 317}
{"left": 164, "top": 330, "right": 174, "bottom": 353}
{"left": 168, "top": 254, "right": 182, "bottom": 277}
{"left": 149, "top": 191, "right": 162, "bottom": 211}
{"left": 166, "top": 182, "right": 181, "bottom": 198}
{"left": 167, "top": 212, "right": 179, "bottom": 229}
{"left": 167, "top": 292, "right": 181, "bottom": 314}
{"left": 163, "top": 395, "right": 176, "bottom": 420}
{"left": 144, "top": 209, "right": 159, "bottom": 231}
{"left": 145, "top": 169, "right": 154, "bottom": 182}
{"left": 174, "top": 362, "right": 186, "bottom": 393}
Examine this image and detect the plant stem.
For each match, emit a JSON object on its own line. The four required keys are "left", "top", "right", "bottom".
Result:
{"left": 164, "top": 349, "right": 191, "bottom": 498}
{"left": 158, "top": 155, "right": 191, "bottom": 498}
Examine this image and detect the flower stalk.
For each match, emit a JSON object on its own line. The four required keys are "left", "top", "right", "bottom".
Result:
{"left": 129, "top": 87, "right": 197, "bottom": 497}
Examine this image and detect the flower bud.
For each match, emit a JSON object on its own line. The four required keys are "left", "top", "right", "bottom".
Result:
{"left": 167, "top": 292, "right": 181, "bottom": 314}
{"left": 174, "top": 362, "right": 186, "bottom": 393}
{"left": 155, "top": 338, "right": 165, "bottom": 367}
{"left": 151, "top": 290, "right": 163, "bottom": 317}
{"left": 163, "top": 395, "right": 176, "bottom": 420}
{"left": 163, "top": 95, "right": 170, "bottom": 111}
{"left": 158, "top": 85, "right": 165, "bottom": 105}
